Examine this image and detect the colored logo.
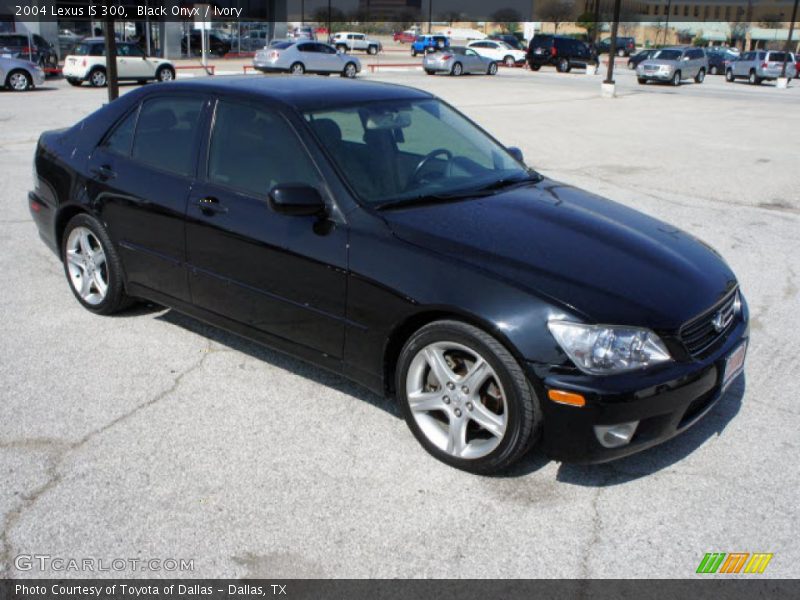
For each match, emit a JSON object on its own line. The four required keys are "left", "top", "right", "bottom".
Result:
{"left": 696, "top": 552, "right": 773, "bottom": 574}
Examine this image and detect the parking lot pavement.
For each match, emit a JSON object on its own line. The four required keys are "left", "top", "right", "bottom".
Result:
{"left": 1, "top": 69, "right": 799, "bottom": 579}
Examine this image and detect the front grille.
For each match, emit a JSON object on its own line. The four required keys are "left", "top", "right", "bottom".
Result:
{"left": 680, "top": 290, "right": 739, "bottom": 358}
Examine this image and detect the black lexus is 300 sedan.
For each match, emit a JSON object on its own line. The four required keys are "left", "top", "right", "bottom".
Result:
{"left": 29, "top": 77, "right": 748, "bottom": 473}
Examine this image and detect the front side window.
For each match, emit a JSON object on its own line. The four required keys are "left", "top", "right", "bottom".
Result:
{"left": 305, "top": 99, "right": 529, "bottom": 207}
{"left": 207, "top": 100, "right": 318, "bottom": 196}
{"left": 131, "top": 96, "right": 204, "bottom": 177}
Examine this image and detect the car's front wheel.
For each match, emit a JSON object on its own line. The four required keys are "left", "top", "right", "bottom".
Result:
{"left": 451, "top": 62, "right": 463, "bottom": 76}
{"left": 503, "top": 55, "right": 516, "bottom": 67}
{"left": 5, "top": 69, "right": 32, "bottom": 91}
{"left": 557, "top": 58, "right": 570, "bottom": 72}
{"left": 156, "top": 65, "right": 175, "bottom": 82}
{"left": 487, "top": 62, "right": 498, "bottom": 76}
{"left": 695, "top": 68, "right": 705, "bottom": 83}
{"left": 397, "top": 320, "right": 541, "bottom": 474}
{"left": 725, "top": 68, "right": 734, "bottom": 82}
{"left": 710, "top": 65, "right": 718, "bottom": 75}
{"left": 341, "top": 62, "right": 358, "bottom": 78}
{"left": 749, "top": 70, "right": 760, "bottom": 85}
{"left": 61, "top": 214, "right": 132, "bottom": 315}
{"left": 672, "top": 70, "right": 681, "bottom": 86}
{"left": 368, "top": 45, "right": 378, "bottom": 55}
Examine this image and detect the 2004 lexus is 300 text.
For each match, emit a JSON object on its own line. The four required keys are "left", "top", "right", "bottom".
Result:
{"left": 28, "top": 78, "right": 748, "bottom": 474}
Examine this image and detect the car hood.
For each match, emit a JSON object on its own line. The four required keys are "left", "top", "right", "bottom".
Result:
{"left": 381, "top": 180, "right": 737, "bottom": 330}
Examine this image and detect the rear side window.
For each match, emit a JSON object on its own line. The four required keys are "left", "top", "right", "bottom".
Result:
{"left": 103, "top": 108, "right": 139, "bottom": 156}
{"left": 207, "top": 100, "right": 318, "bottom": 196}
{"left": 768, "top": 52, "right": 788, "bottom": 62}
{"left": 132, "top": 97, "right": 205, "bottom": 177}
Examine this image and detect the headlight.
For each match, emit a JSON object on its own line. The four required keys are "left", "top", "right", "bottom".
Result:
{"left": 547, "top": 321, "right": 671, "bottom": 375}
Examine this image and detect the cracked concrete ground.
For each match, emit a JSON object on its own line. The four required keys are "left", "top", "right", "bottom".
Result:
{"left": 1, "top": 67, "right": 799, "bottom": 579}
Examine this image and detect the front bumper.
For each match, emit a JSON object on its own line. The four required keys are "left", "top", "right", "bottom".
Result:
{"left": 638, "top": 69, "right": 674, "bottom": 81}
{"left": 531, "top": 314, "right": 749, "bottom": 464}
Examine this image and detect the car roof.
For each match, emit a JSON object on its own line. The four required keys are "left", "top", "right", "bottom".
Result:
{"left": 152, "top": 76, "right": 433, "bottom": 112}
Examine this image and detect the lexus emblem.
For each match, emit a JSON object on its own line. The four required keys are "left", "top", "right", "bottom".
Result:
{"left": 711, "top": 310, "right": 732, "bottom": 332}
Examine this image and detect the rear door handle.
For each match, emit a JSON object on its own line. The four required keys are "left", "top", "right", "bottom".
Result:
{"left": 90, "top": 165, "right": 116, "bottom": 180}
{"left": 193, "top": 197, "right": 228, "bottom": 215}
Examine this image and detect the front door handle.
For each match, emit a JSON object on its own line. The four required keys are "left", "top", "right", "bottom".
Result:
{"left": 90, "top": 165, "right": 116, "bottom": 180}
{"left": 193, "top": 197, "right": 228, "bottom": 215}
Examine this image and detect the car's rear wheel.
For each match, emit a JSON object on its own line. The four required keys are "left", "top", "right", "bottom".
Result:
{"left": 710, "top": 65, "right": 718, "bottom": 75}
{"left": 61, "top": 214, "right": 132, "bottom": 315}
{"left": 368, "top": 45, "right": 378, "bottom": 55}
{"left": 6, "top": 69, "right": 32, "bottom": 91}
{"left": 725, "top": 68, "right": 734, "bottom": 82}
{"left": 397, "top": 320, "right": 541, "bottom": 474}
{"left": 336, "top": 44, "right": 347, "bottom": 53}
{"left": 557, "top": 58, "right": 569, "bottom": 72}
{"left": 342, "top": 62, "right": 357, "bottom": 78}
{"left": 617, "top": 48, "right": 625, "bottom": 57}
{"left": 531, "top": 64, "right": 541, "bottom": 71}
{"left": 156, "top": 65, "right": 175, "bottom": 82}
{"left": 411, "top": 48, "right": 417, "bottom": 57}
{"left": 451, "top": 62, "right": 463, "bottom": 76}
{"left": 290, "top": 62, "right": 305, "bottom": 75}
{"left": 503, "top": 55, "right": 515, "bottom": 67}
{"left": 749, "top": 70, "right": 760, "bottom": 85}
{"left": 695, "top": 68, "right": 705, "bottom": 83}
{"left": 672, "top": 70, "right": 681, "bottom": 86}
{"left": 638, "top": 77, "right": 647, "bottom": 84}
{"left": 425, "top": 69, "right": 436, "bottom": 76}
{"left": 487, "top": 62, "right": 498, "bottom": 76}
{"left": 89, "top": 68, "right": 107, "bottom": 87}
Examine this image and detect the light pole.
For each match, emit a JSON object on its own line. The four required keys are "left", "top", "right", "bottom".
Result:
{"left": 428, "top": 0, "right": 433, "bottom": 34}
{"left": 663, "top": 0, "right": 672, "bottom": 47}
{"left": 780, "top": 0, "right": 799, "bottom": 80}
{"left": 604, "top": 0, "right": 622, "bottom": 85}
{"left": 103, "top": 17, "right": 119, "bottom": 102}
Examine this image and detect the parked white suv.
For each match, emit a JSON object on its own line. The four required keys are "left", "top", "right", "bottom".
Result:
{"left": 330, "top": 32, "right": 382, "bottom": 55}
{"left": 466, "top": 40, "right": 526, "bottom": 67}
{"left": 62, "top": 38, "right": 175, "bottom": 87}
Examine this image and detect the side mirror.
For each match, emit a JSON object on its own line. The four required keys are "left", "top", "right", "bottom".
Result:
{"left": 268, "top": 184, "right": 325, "bottom": 217}
{"left": 507, "top": 146, "right": 524, "bottom": 164}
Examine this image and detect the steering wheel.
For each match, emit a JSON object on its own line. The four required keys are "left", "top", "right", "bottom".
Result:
{"left": 408, "top": 148, "right": 454, "bottom": 188}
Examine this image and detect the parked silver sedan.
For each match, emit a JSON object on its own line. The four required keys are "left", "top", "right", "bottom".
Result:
{"left": 254, "top": 41, "right": 361, "bottom": 78}
{"left": 1, "top": 55, "right": 45, "bottom": 91}
{"left": 726, "top": 50, "right": 797, "bottom": 84}
{"left": 423, "top": 47, "right": 498, "bottom": 76}
{"left": 636, "top": 47, "right": 708, "bottom": 86}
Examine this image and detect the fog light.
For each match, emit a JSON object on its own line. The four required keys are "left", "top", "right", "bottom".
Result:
{"left": 594, "top": 421, "right": 639, "bottom": 448}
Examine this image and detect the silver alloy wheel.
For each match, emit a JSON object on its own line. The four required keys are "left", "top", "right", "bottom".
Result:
{"left": 344, "top": 63, "right": 357, "bottom": 78}
{"left": 452, "top": 62, "right": 462, "bottom": 76}
{"left": 488, "top": 62, "right": 498, "bottom": 75}
{"left": 9, "top": 71, "right": 30, "bottom": 91}
{"left": 710, "top": 65, "right": 718, "bottom": 75}
{"left": 158, "top": 67, "right": 174, "bottom": 81}
{"left": 91, "top": 70, "right": 107, "bottom": 86}
{"left": 65, "top": 226, "right": 108, "bottom": 306}
{"left": 504, "top": 55, "right": 515, "bottom": 67}
{"left": 291, "top": 63, "right": 305, "bottom": 75}
{"left": 406, "top": 341, "right": 508, "bottom": 459}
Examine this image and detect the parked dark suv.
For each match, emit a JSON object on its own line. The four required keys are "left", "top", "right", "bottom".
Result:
{"left": 0, "top": 32, "right": 58, "bottom": 69}
{"left": 597, "top": 36, "right": 636, "bottom": 57}
{"left": 527, "top": 35, "right": 592, "bottom": 72}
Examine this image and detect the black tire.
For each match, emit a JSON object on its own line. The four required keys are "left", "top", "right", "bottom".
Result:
{"left": 367, "top": 45, "right": 378, "bottom": 55}
{"left": 396, "top": 320, "right": 541, "bottom": 475}
{"left": 61, "top": 214, "right": 133, "bottom": 315}
{"left": 425, "top": 69, "right": 436, "bottom": 76}
{"left": 66, "top": 77, "right": 82, "bottom": 87}
{"left": 503, "top": 55, "right": 515, "bottom": 67}
{"left": 749, "top": 70, "right": 760, "bottom": 85}
{"left": 695, "top": 68, "right": 705, "bottom": 83}
{"left": 725, "top": 68, "right": 734, "bottom": 82}
{"left": 411, "top": 48, "right": 417, "bottom": 57}
{"left": 5, "top": 69, "right": 32, "bottom": 91}
{"left": 341, "top": 62, "right": 358, "bottom": 79}
{"left": 672, "top": 70, "right": 681, "bottom": 86}
{"left": 290, "top": 62, "right": 305, "bottom": 75}
{"left": 531, "top": 64, "right": 541, "bottom": 71}
{"left": 638, "top": 77, "right": 647, "bottom": 84}
{"left": 487, "top": 62, "right": 498, "bottom": 76}
{"left": 451, "top": 62, "right": 463, "bottom": 76}
{"left": 557, "top": 58, "right": 569, "bottom": 73}
{"left": 156, "top": 65, "right": 175, "bottom": 82}
{"left": 89, "top": 67, "right": 107, "bottom": 87}
{"left": 336, "top": 44, "right": 347, "bottom": 53}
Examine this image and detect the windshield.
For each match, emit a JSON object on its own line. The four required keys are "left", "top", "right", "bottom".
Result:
{"left": 304, "top": 99, "right": 530, "bottom": 207}
{"left": 653, "top": 49, "right": 682, "bottom": 60}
